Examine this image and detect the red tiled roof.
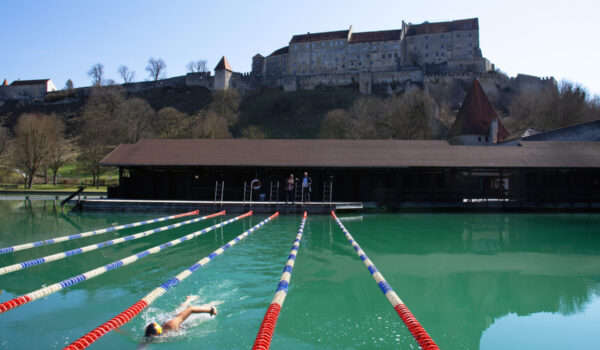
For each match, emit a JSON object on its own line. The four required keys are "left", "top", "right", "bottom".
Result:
{"left": 10, "top": 79, "right": 50, "bottom": 86}
{"left": 268, "top": 46, "right": 289, "bottom": 57}
{"left": 100, "top": 139, "right": 600, "bottom": 169}
{"left": 349, "top": 29, "right": 402, "bottom": 43}
{"left": 290, "top": 30, "right": 349, "bottom": 44}
{"left": 406, "top": 18, "right": 478, "bottom": 36}
{"left": 2, "top": 79, "right": 8, "bottom": 86}
{"left": 448, "top": 79, "right": 509, "bottom": 140}
{"left": 214, "top": 56, "right": 233, "bottom": 72}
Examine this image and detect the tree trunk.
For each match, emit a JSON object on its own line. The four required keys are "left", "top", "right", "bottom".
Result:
{"left": 43, "top": 167, "right": 48, "bottom": 184}
{"left": 53, "top": 172, "right": 57, "bottom": 186}
{"left": 27, "top": 174, "right": 34, "bottom": 189}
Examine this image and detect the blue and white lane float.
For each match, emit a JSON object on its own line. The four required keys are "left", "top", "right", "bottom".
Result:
{"left": 0, "top": 209, "right": 201, "bottom": 254}
{"left": 64, "top": 212, "right": 279, "bottom": 350}
{"left": 253, "top": 211, "right": 306, "bottom": 350}
{"left": 331, "top": 211, "right": 440, "bottom": 350}
{"left": 0, "top": 211, "right": 226, "bottom": 276}
{"left": 0, "top": 211, "right": 253, "bottom": 314}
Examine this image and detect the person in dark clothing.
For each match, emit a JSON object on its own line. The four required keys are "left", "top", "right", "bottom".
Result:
{"left": 301, "top": 172, "right": 312, "bottom": 204}
{"left": 285, "top": 173, "right": 295, "bottom": 204}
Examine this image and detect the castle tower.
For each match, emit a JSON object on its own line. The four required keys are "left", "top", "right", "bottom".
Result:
{"left": 214, "top": 56, "right": 233, "bottom": 90}
{"left": 2, "top": 79, "right": 7, "bottom": 86}
{"left": 448, "top": 79, "right": 509, "bottom": 145}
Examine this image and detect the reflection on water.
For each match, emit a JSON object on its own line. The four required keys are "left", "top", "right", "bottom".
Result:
{"left": 0, "top": 202, "right": 599, "bottom": 349}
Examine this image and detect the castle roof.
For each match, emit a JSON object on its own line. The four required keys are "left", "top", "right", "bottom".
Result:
{"left": 290, "top": 29, "right": 349, "bottom": 44}
{"left": 10, "top": 79, "right": 51, "bottom": 86}
{"left": 2, "top": 79, "right": 7, "bottom": 86}
{"left": 268, "top": 46, "right": 289, "bottom": 57}
{"left": 406, "top": 18, "right": 478, "bottom": 36}
{"left": 214, "top": 56, "right": 233, "bottom": 72}
{"left": 448, "top": 79, "right": 509, "bottom": 140}
{"left": 349, "top": 29, "right": 402, "bottom": 43}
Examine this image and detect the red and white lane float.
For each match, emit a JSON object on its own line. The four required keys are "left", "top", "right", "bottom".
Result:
{"left": 253, "top": 211, "right": 307, "bottom": 350}
{"left": 64, "top": 212, "right": 279, "bottom": 350}
{"left": 331, "top": 211, "right": 440, "bottom": 350}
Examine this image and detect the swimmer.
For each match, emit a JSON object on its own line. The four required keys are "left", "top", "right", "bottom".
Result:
{"left": 144, "top": 296, "right": 217, "bottom": 338}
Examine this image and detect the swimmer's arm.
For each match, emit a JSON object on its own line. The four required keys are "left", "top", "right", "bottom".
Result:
{"left": 162, "top": 306, "right": 217, "bottom": 331}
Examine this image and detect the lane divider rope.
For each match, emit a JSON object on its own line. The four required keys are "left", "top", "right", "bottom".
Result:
{"left": 253, "top": 211, "right": 306, "bottom": 350}
{"left": 0, "top": 210, "right": 200, "bottom": 254}
{"left": 0, "top": 211, "right": 253, "bottom": 314}
{"left": 0, "top": 211, "right": 226, "bottom": 276}
{"left": 64, "top": 212, "right": 279, "bottom": 350}
{"left": 331, "top": 211, "right": 440, "bottom": 350}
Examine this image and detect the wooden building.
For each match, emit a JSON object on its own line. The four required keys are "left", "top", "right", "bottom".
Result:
{"left": 101, "top": 139, "right": 600, "bottom": 208}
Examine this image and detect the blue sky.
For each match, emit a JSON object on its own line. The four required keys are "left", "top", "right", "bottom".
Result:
{"left": 2, "top": 0, "right": 599, "bottom": 95}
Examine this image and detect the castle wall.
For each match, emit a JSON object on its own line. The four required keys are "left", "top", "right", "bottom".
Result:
{"left": 404, "top": 29, "right": 479, "bottom": 65}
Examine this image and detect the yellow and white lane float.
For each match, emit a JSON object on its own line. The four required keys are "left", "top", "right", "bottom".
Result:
{"left": 0, "top": 209, "right": 201, "bottom": 254}
{"left": 64, "top": 212, "right": 279, "bottom": 350}
{"left": 0, "top": 211, "right": 226, "bottom": 276}
{"left": 253, "top": 211, "right": 306, "bottom": 350}
{"left": 0, "top": 211, "right": 253, "bottom": 314}
{"left": 331, "top": 211, "right": 440, "bottom": 350}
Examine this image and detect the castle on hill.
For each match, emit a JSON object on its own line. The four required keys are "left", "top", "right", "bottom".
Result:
{"left": 1, "top": 17, "right": 556, "bottom": 106}
{"left": 251, "top": 18, "right": 492, "bottom": 93}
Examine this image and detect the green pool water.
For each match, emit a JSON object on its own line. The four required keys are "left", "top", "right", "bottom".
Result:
{"left": 0, "top": 200, "right": 599, "bottom": 349}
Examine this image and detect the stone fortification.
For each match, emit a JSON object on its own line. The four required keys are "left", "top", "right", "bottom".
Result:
{"left": 3, "top": 17, "right": 556, "bottom": 106}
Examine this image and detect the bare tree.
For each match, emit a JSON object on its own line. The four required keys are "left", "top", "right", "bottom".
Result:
{"left": 12, "top": 113, "right": 65, "bottom": 188}
{"left": 146, "top": 57, "right": 166, "bottom": 81}
{"left": 319, "top": 109, "right": 355, "bottom": 139}
{"left": 192, "top": 110, "right": 231, "bottom": 139}
{"left": 0, "top": 126, "right": 9, "bottom": 159}
{"left": 115, "top": 98, "right": 155, "bottom": 143}
{"left": 77, "top": 87, "right": 125, "bottom": 186}
{"left": 87, "top": 63, "right": 104, "bottom": 86}
{"left": 154, "top": 107, "right": 188, "bottom": 138}
{"left": 240, "top": 125, "right": 266, "bottom": 139}
{"left": 65, "top": 79, "right": 74, "bottom": 90}
{"left": 46, "top": 120, "right": 69, "bottom": 185}
{"left": 186, "top": 59, "right": 208, "bottom": 73}
{"left": 117, "top": 65, "right": 135, "bottom": 83}
{"left": 208, "top": 90, "right": 240, "bottom": 126}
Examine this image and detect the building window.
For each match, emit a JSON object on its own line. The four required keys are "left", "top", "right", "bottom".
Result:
{"left": 425, "top": 45, "right": 428, "bottom": 49}
{"left": 366, "top": 54, "right": 370, "bottom": 58}
{"left": 311, "top": 69, "right": 314, "bottom": 73}
{"left": 358, "top": 62, "right": 362, "bottom": 66}
{"left": 336, "top": 58, "right": 339, "bottom": 62}
{"left": 306, "top": 43, "right": 309, "bottom": 48}
{"left": 394, "top": 53, "right": 398, "bottom": 58}
{"left": 425, "top": 35, "right": 428, "bottom": 40}
{"left": 293, "top": 71, "right": 296, "bottom": 75}
{"left": 469, "top": 43, "right": 472, "bottom": 47}
{"left": 357, "top": 55, "right": 360, "bottom": 59}
{"left": 293, "top": 45, "right": 297, "bottom": 50}
{"left": 388, "top": 53, "right": 392, "bottom": 58}
{"left": 382, "top": 54, "right": 385, "bottom": 59}
{"left": 441, "top": 44, "right": 444, "bottom": 48}
{"left": 457, "top": 33, "right": 460, "bottom": 37}
{"left": 441, "top": 52, "right": 444, "bottom": 56}
{"left": 435, "top": 52, "right": 438, "bottom": 57}
{"left": 441, "top": 35, "right": 444, "bottom": 39}
{"left": 302, "top": 70, "right": 305, "bottom": 74}
{"left": 322, "top": 42, "right": 325, "bottom": 47}
{"left": 342, "top": 64, "right": 345, "bottom": 68}
{"left": 370, "top": 61, "right": 373, "bottom": 65}
{"left": 330, "top": 41, "right": 333, "bottom": 46}
{"left": 293, "top": 62, "right": 297, "bottom": 66}
{"left": 469, "top": 33, "right": 472, "bottom": 37}
{"left": 425, "top": 53, "right": 429, "bottom": 57}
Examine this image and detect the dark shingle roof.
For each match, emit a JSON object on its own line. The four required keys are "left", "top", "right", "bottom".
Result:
{"left": 100, "top": 139, "right": 600, "bottom": 169}
{"left": 10, "top": 79, "right": 50, "bottom": 86}
{"left": 290, "top": 30, "right": 349, "bottom": 44}
{"left": 448, "top": 79, "right": 509, "bottom": 140}
{"left": 268, "top": 46, "right": 289, "bottom": 57}
{"left": 349, "top": 30, "right": 402, "bottom": 43}
{"left": 406, "top": 18, "right": 478, "bottom": 36}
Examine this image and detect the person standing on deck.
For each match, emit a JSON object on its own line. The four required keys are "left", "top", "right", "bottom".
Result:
{"left": 302, "top": 172, "right": 312, "bottom": 204}
{"left": 285, "top": 174, "right": 295, "bottom": 204}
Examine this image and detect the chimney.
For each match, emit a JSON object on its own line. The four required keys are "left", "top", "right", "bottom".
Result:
{"left": 489, "top": 118, "right": 498, "bottom": 144}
